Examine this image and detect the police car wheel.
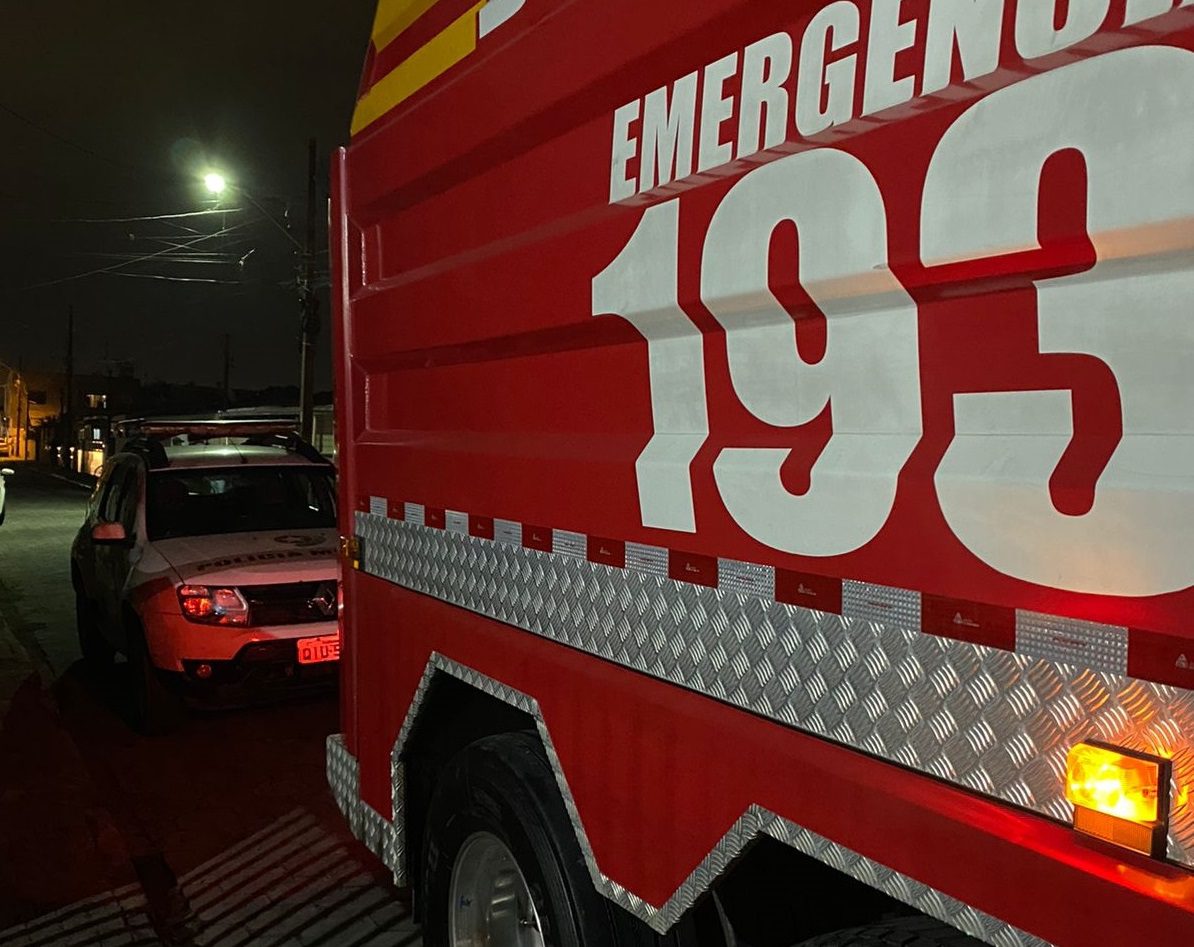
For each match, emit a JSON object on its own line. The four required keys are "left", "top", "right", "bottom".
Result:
{"left": 127, "top": 620, "right": 181, "bottom": 736}
{"left": 75, "top": 590, "right": 113, "bottom": 668}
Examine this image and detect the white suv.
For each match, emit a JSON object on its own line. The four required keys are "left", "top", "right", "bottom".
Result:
{"left": 70, "top": 421, "right": 340, "bottom": 732}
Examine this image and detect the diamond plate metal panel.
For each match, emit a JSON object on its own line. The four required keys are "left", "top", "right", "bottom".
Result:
{"left": 354, "top": 516, "right": 1194, "bottom": 871}
{"left": 326, "top": 733, "right": 403, "bottom": 887}
{"left": 1015, "top": 612, "right": 1128, "bottom": 676}
{"left": 377, "top": 655, "right": 1047, "bottom": 945}
{"left": 326, "top": 733, "right": 362, "bottom": 836}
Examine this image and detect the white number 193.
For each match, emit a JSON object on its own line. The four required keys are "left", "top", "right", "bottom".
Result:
{"left": 593, "top": 47, "right": 1194, "bottom": 597}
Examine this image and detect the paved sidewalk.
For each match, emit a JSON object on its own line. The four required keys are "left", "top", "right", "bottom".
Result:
{"left": 0, "top": 603, "right": 141, "bottom": 932}
{"left": 0, "top": 467, "right": 418, "bottom": 944}
{"left": 0, "top": 809, "right": 420, "bottom": 947}
{"left": 0, "top": 884, "right": 157, "bottom": 947}
{"left": 32, "top": 463, "right": 98, "bottom": 493}
{"left": 0, "top": 598, "right": 34, "bottom": 721}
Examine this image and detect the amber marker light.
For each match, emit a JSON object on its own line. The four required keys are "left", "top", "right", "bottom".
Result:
{"left": 1065, "top": 741, "right": 1170, "bottom": 858}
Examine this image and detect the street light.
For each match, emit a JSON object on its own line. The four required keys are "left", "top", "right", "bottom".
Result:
{"left": 195, "top": 151, "right": 321, "bottom": 442}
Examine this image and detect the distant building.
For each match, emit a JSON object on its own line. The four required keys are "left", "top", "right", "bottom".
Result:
{"left": 0, "top": 362, "right": 26, "bottom": 458}
{"left": 12, "top": 367, "right": 141, "bottom": 469}
{"left": 0, "top": 362, "right": 336, "bottom": 471}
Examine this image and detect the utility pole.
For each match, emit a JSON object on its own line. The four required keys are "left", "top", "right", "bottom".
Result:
{"left": 64, "top": 305, "right": 75, "bottom": 462}
{"left": 17, "top": 355, "right": 26, "bottom": 460}
{"left": 299, "top": 137, "right": 319, "bottom": 442}
{"left": 222, "top": 332, "right": 232, "bottom": 409}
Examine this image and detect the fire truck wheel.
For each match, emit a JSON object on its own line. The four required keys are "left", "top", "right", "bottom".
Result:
{"left": 793, "top": 915, "right": 985, "bottom": 947}
{"left": 126, "top": 619, "right": 181, "bottom": 736}
{"left": 423, "top": 732, "right": 683, "bottom": 947}
{"left": 75, "top": 588, "right": 113, "bottom": 668}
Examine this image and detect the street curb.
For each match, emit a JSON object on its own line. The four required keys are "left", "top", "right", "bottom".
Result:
{"left": 0, "top": 605, "right": 37, "bottom": 720}
{"left": 46, "top": 472, "right": 96, "bottom": 491}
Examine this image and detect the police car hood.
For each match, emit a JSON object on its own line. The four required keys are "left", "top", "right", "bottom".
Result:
{"left": 153, "top": 528, "right": 339, "bottom": 586}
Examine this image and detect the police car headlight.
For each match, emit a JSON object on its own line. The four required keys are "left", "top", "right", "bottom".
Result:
{"left": 177, "top": 585, "right": 250, "bottom": 626}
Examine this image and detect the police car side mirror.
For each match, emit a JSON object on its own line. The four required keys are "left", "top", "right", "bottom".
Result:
{"left": 93, "top": 522, "right": 132, "bottom": 546}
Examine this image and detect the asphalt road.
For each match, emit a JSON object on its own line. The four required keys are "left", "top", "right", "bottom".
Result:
{"left": 0, "top": 465, "right": 417, "bottom": 946}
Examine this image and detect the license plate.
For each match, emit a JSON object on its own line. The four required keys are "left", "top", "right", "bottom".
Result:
{"left": 297, "top": 633, "right": 340, "bottom": 665}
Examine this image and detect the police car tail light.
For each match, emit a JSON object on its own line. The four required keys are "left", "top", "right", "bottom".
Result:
{"left": 178, "top": 585, "right": 250, "bottom": 626}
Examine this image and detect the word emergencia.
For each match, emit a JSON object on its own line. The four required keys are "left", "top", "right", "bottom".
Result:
{"left": 608, "top": 0, "right": 1193, "bottom": 202}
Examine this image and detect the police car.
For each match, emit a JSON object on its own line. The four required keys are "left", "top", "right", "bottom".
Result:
{"left": 70, "top": 420, "right": 340, "bottom": 733}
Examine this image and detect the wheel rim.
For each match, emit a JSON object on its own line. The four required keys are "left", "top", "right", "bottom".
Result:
{"left": 449, "top": 831, "right": 544, "bottom": 947}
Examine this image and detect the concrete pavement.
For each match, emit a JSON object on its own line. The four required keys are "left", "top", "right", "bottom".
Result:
{"left": 0, "top": 465, "right": 418, "bottom": 945}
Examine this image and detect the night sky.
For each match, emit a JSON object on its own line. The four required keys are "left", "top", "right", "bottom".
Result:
{"left": 0, "top": 1, "right": 376, "bottom": 391}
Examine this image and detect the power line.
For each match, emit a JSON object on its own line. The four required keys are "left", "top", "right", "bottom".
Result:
{"left": 16, "top": 220, "right": 257, "bottom": 291}
{"left": 68, "top": 253, "right": 244, "bottom": 265}
{"left": 0, "top": 98, "right": 156, "bottom": 178}
{"left": 51, "top": 208, "right": 247, "bottom": 224}
{"left": 108, "top": 272, "right": 257, "bottom": 286}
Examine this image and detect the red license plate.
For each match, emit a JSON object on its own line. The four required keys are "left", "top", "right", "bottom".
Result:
{"left": 296, "top": 633, "right": 340, "bottom": 665}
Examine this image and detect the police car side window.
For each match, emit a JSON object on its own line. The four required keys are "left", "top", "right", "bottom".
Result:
{"left": 99, "top": 464, "right": 132, "bottom": 524}
{"left": 89, "top": 462, "right": 111, "bottom": 511}
{"left": 115, "top": 465, "right": 141, "bottom": 532}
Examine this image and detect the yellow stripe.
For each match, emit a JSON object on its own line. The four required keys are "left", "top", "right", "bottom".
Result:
{"left": 353, "top": 3, "right": 482, "bottom": 136}
{"left": 371, "top": 0, "right": 440, "bottom": 52}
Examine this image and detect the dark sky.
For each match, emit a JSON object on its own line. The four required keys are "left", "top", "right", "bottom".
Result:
{"left": 0, "top": 1, "right": 376, "bottom": 391}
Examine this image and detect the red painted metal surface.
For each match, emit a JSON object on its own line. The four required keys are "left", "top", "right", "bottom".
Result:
{"left": 352, "top": 577, "right": 1194, "bottom": 946}
{"left": 343, "top": 0, "right": 1194, "bottom": 639}
{"left": 332, "top": 1, "right": 1194, "bottom": 941}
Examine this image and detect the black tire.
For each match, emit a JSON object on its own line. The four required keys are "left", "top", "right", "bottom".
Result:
{"left": 794, "top": 916, "right": 985, "bottom": 947}
{"left": 421, "top": 732, "right": 705, "bottom": 947}
{"left": 75, "top": 587, "right": 114, "bottom": 668}
{"left": 126, "top": 619, "right": 182, "bottom": 736}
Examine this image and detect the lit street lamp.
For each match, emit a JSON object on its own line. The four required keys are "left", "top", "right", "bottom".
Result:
{"left": 197, "top": 152, "right": 321, "bottom": 441}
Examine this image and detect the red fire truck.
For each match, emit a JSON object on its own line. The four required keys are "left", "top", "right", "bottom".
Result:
{"left": 327, "top": 2, "right": 1194, "bottom": 944}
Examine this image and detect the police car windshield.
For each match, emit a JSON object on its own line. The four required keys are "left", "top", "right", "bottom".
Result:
{"left": 146, "top": 467, "right": 336, "bottom": 540}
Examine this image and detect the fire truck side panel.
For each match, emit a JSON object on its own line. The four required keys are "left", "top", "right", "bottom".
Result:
{"left": 342, "top": 574, "right": 1194, "bottom": 945}
{"left": 331, "top": 1, "right": 1194, "bottom": 943}
{"left": 342, "top": 1, "right": 1194, "bottom": 640}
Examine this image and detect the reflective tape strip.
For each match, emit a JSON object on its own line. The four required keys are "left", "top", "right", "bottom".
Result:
{"left": 403, "top": 502, "right": 425, "bottom": 526}
{"left": 1015, "top": 612, "right": 1128, "bottom": 676}
{"left": 718, "top": 557, "right": 774, "bottom": 599}
{"left": 626, "top": 541, "right": 668, "bottom": 578}
{"left": 553, "top": 529, "right": 586, "bottom": 560}
{"left": 354, "top": 510, "right": 1194, "bottom": 870}
{"left": 352, "top": 2, "right": 483, "bottom": 135}
{"left": 371, "top": 0, "right": 440, "bottom": 52}
{"left": 494, "top": 518, "right": 522, "bottom": 545}
{"left": 355, "top": 499, "right": 1173, "bottom": 691}
{"left": 842, "top": 580, "right": 922, "bottom": 630}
